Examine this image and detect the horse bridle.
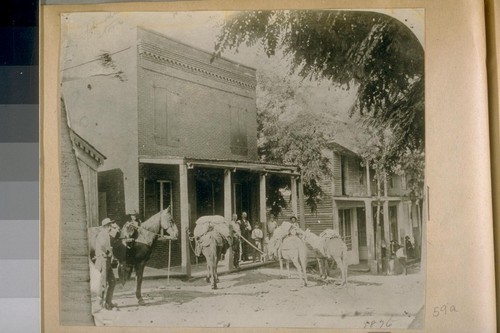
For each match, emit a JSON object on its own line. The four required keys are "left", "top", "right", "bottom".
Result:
{"left": 126, "top": 221, "right": 177, "bottom": 239}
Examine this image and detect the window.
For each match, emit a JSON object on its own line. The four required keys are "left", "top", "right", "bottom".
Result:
{"left": 157, "top": 181, "right": 173, "bottom": 212}
{"left": 153, "top": 86, "right": 180, "bottom": 147}
{"left": 401, "top": 173, "right": 407, "bottom": 189}
{"left": 144, "top": 179, "right": 172, "bottom": 220}
{"left": 356, "top": 207, "right": 367, "bottom": 247}
{"left": 338, "top": 209, "right": 352, "bottom": 250}
{"left": 340, "top": 155, "right": 347, "bottom": 195}
{"left": 389, "top": 205, "right": 398, "bottom": 242}
{"left": 358, "top": 162, "right": 364, "bottom": 185}
{"left": 229, "top": 105, "right": 248, "bottom": 155}
{"left": 233, "top": 183, "right": 243, "bottom": 215}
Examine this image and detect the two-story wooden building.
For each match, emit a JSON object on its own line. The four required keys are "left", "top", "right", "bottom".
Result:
{"left": 303, "top": 142, "right": 422, "bottom": 273}
{"left": 62, "top": 27, "right": 301, "bottom": 276}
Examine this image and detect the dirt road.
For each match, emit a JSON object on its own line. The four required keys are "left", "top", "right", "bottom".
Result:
{"left": 92, "top": 262, "right": 424, "bottom": 329}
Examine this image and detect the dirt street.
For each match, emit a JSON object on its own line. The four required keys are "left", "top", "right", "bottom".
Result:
{"left": 92, "top": 262, "right": 424, "bottom": 329}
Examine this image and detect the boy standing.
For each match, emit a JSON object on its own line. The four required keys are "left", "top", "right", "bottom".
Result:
{"left": 251, "top": 223, "right": 264, "bottom": 262}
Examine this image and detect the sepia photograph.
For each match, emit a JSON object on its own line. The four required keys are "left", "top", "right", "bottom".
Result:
{"left": 58, "top": 9, "right": 425, "bottom": 328}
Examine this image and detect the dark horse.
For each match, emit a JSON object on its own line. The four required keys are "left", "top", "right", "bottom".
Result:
{"left": 89, "top": 207, "right": 178, "bottom": 305}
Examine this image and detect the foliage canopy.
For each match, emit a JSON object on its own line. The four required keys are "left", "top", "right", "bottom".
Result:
{"left": 214, "top": 10, "right": 425, "bottom": 209}
{"left": 214, "top": 10, "right": 424, "bottom": 149}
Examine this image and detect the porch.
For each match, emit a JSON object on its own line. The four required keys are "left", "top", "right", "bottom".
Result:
{"left": 138, "top": 156, "right": 302, "bottom": 278}
{"left": 142, "top": 258, "right": 276, "bottom": 280}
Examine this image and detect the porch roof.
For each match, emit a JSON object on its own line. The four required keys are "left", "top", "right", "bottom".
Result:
{"left": 139, "top": 156, "right": 300, "bottom": 176}
{"left": 327, "top": 141, "right": 360, "bottom": 157}
{"left": 333, "top": 196, "right": 409, "bottom": 202}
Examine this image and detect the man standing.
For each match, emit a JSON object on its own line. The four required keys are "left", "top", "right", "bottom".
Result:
{"left": 251, "top": 223, "right": 264, "bottom": 262}
{"left": 240, "top": 212, "right": 252, "bottom": 262}
{"left": 95, "top": 217, "right": 118, "bottom": 310}
{"left": 405, "top": 235, "right": 415, "bottom": 259}
{"left": 396, "top": 244, "right": 407, "bottom": 275}
{"left": 229, "top": 213, "right": 241, "bottom": 269}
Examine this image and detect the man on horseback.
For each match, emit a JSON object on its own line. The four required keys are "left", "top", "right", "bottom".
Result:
{"left": 118, "top": 212, "right": 141, "bottom": 283}
{"left": 95, "top": 217, "right": 119, "bottom": 310}
{"left": 121, "top": 213, "right": 140, "bottom": 249}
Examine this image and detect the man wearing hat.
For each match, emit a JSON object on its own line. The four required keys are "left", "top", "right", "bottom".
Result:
{"left": 290, "top": 216, "right": 300, "bottom": 229}
{"left": 122, "top": 212, "right": 140, "bottom": 249}
{"left": 95, "top": 217, "right": 119, "bottom": 310}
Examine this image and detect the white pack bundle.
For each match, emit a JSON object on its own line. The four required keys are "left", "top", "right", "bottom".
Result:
{"left": 319, "top": 228, "right": 341, "bottom": 239}
{"left": 194, "top": 215, "right": 232, "bottom": 246}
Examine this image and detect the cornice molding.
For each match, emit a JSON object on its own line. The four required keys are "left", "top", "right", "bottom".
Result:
{"left": 70, "top": 130, "right": 106, "bottom": 165}
{"left": 138, "top": 42, "right": 256, "bottom": 90}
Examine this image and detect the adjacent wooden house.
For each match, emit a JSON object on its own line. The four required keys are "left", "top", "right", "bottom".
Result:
{"left": 60, "top": 99, "right": 98, "bottom": 325}
{"left": 304, "top": 142, "right": 422, "bottom": 273}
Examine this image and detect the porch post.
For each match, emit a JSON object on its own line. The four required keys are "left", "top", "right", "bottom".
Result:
{"left": 364, "top": 199, "right": 376, "bottom": 273}
{"left": 383, "top": 200, "right": 391, "bottom": 243}
{"left": 298, "top": 173, "right": 306, "bottom": 229}
{"left": 224, "top": 169, "right": 232, "bottom": 220}
{"left": 397, "top": 200, "right": 405, "bottom": 244}
{"left": 179, "top": 163, "right": 191, "bottom": 277}
{"left": 259, "top": 173, "right": 267, "bottom": 230}
{"left": 332, "top": 201, "right": 339, "bottom": 230}
{"left": 224, "top": 169, "right": 234, "bottom": 269}
{"left": 291, "top": 176, "right": 298, "bottom": 218}
{"left": 332, "top": 170, "right": 339, "bottom": 230}
{"left": 365, "top": 162, "right": 372, "bottom": 196}
{"left": 351, "top": 208, "right": 360, "bottom": 265}
{"left": 407, "top": 201, "right": 415, "bottom": 239}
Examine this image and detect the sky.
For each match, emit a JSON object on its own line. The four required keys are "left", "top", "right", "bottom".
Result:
{"left": 61, "top": 9, "right": 424, "bottom": 70}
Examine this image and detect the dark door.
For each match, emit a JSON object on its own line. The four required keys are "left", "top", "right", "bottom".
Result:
{"left": 195, "top": 175, "right": 223, "bottom": 218}
{"left": 357, "top": 207, "right": 368, "bottom": 260}
{"left": 233, "top": 182, "right": 251, "bottom": 221}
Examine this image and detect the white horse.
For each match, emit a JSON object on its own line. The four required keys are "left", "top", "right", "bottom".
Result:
{"left": 268, "top": 222, "right": 309, "bottom": 287}
{"left": 277, "top": 235, "right": 309, "bottom": 287}
{"left": 301, "top": 229, "right": 348, "bottom": 286}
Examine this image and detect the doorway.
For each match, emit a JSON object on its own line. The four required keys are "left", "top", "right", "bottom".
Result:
{"left": 357, "top": 207, "right": 368, "bottom": 260}
{"left": 233, "top": 182, "right": 251, "bottom": 220}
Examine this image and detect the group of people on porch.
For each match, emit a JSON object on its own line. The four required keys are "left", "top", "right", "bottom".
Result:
{"left": 229, "top": 211, "right": 265, "bottom": 268}
{"left": 228, "top": 212, "right": 301, "bottom": 269}
{"left": 380, "top": 234, "right": 415, "bottom": 275}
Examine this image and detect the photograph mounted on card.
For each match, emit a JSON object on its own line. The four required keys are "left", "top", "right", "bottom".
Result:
{"left": 53, "top": 8, "right": 425, "bottom": 328}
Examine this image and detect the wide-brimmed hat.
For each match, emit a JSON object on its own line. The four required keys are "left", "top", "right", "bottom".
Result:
{"left": 290, "top": 216, "right": 297, "bottom": 221}
{"left": 101, "top": 218, "right": 114, "bottom": 226}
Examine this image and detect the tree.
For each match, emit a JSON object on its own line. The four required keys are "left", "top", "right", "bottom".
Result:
{"left": 256, "top": 70, "right": 340, "bottom": 213}
{"left": 214, "top": 10, "right": 424, "bottom": 151}
{"left": 213, "top": 10, "right": 425, "bottom": 213}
